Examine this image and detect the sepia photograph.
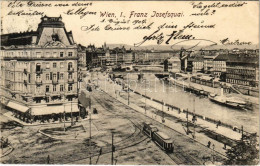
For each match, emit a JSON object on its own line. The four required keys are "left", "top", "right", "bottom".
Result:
{"left": 0, "top": 0, "right": 259, "bottom": 165}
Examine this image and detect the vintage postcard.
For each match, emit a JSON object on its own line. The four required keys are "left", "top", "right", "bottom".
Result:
{"left": 0, "top": 0, "right": 259, "bottom": 165}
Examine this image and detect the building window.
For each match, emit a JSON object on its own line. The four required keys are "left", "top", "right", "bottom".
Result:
{"left": 36, "top": 75, "right": 41, "bottom": 81}
{"left": 53, "top": 52, "right": 57, "bottom": 57}
{"left": 46, "top": 97, "right": 49, "bottom": 103}
{"left": 60, "top": 52, "right": 64, "bottom": 57}
{"left": 46, "top": 52, "right": 50, "bottom": 57}
{"left": 53, "top": 74, "right": 57, "bottom": 80}
{"left": 53, "top": 85, "right": 56, "bottom": 92}
{"left": 36, "top": 99, "right": 41, "bottom": 103}
{"left": 68, "top": 84, "right": 73, "bottom": 91}
{"left": 60, "top": 62, "right": 64, "bottom": 68}
{"left": 36, "top": 63, "right": 41, "bottom": 72}
{"left": 68, "top": 62, "right": 73, "bottom": 70}
{"left": 36, "top": 86, "right": 41, "bottom": 93}
{"left": 68, "top": 52, "right": 73, "bottom": 57}
{"left": 60, "top": 85, "right": 64, "bottom": 91}
{"left": 68, "top": 97, "right": 73, "bottom": 101}
{"left": 46, "top": 74, "right": 50, "bottom": 80}
{"left": 53, "top": 62, "right": 57, "bottom": 68}
{"left": 36, "top": 52, "right": 41, "bottom": 58}
{"left": 46, "top": 62, "right": 50, "bottom": 69}
{"left": 46, "top": 85, "right": 49, "bottom": 92}
{"left": 60, "top": 73, "right": 64, "bottom": 79}
{"left": 68, "top": 73, "right": 72, "bottom": 79}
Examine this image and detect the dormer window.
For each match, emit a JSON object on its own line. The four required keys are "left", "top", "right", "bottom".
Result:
{"left": 51, "top": 34, "right": 59, "bottom": 42}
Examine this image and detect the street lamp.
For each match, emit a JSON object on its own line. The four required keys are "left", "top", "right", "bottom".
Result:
{"left": 144, "top": 79, "right": 147, "bottom": 114}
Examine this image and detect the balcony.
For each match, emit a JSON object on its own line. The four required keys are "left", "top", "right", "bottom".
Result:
{"left": 68, "top": 78, "right": 74, "bottom": 84}
{"left": 52, "top": 79, "right": 58, "bottom": 84}
{"left": 21, "top": 93, "right": 32, "bottom": 97}
{"left": 68, "top": 68, "right": 74, "bottom": 73}
{"left": 35, "top": 80, "right": 42, "bottom": 85}
{"left": 65, "top": 91, "right": 77, "bottom": 96}
{"left": 33, "top": 92, "right": 45, "bottom": 97}
{"left": 36, "top": 69, "right": 43, "bottom": 74}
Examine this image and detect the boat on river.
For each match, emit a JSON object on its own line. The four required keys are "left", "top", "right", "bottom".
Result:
{"left": 208, "top": 93, "right": 248, "bottom": 110}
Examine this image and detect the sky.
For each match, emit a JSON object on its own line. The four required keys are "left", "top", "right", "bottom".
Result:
{"left": 1, "top": 1, "right": 259, "bottom": 47}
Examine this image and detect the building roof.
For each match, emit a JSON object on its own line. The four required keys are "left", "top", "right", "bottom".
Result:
{"left": 168, "top": 57, "right": 180, "bottom": 63}
{"left": 226, "top": 53, "right": 259, "bottom": 64}
{"left": 1, "top": 15, "right": 74, "bottom": 47}
{"left": 214, "top": 54, "right": 228, "bottom": 61}
{"left": 1, "top": 31, "right": 37, "bottom": 46}
{"left": 193, "top": 55, "right": 204, "bottom": 62}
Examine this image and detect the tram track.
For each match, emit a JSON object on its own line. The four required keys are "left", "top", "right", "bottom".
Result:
{"left": 93, "top": 90, "right": 207, "bottom": 165}
{"left": 96, "top": 83, "right": 229, "bottom": 165}
{"left": 62, "top": 91, "right": 148, "bottom": 164}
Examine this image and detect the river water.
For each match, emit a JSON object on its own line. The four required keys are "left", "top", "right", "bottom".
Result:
{"left": 116, "top": 73, "right": 259, "bottom": 134}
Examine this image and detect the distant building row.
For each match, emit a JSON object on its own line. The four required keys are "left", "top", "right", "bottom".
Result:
{"left": 180, "top": 49, "right": 259, "bottom": 87}
{"left": 77, "top": 44, "right": 180, "bottom": 68}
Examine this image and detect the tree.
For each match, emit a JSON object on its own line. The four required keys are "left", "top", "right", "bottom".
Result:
{"left": 225, "top": 133, "right": 259, "bottom": 165}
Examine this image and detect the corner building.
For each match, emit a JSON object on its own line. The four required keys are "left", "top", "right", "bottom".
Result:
{"left": 0, "top": 16, "right": 79, "bottom": 122}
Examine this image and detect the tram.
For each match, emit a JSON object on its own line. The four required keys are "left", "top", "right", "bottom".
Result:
{"left": 143, "top": 122, "right": 158, "bottom": 137}
{"left": 143, "top": 122, "right": 174, "bottom": 153}
{"left": 153, "top": 131, "right": 174, "bottom": 153}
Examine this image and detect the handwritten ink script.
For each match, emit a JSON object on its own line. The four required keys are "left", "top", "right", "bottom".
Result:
{"left": 2, "top": 1, "right": 257, "bottom": 49}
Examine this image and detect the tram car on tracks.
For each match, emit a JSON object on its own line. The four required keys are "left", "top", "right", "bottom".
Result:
{"left": 143, "top": 122, "right": 158, "bottom": 137}
{"left": 143, "top": 122, "right": 174, "bottom": 153}
{"left": 153, "top": 131, "right": 174, "bottom": 153}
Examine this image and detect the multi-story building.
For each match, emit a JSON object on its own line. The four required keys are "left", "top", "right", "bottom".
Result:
{"left": 212, "top": 54, "right": 227, "bottom": 77}
{"left": 168, "top": 56, "right": 181, "bottom": 73}
{"left": 226, "top": 53, "right": 259, "bottom": 87}
{"left": 202, "top": 50, "right": 218, "bottom": 74}
{"left": 77, "top": 44, "right": 87, "bottom": 68}
{"left": 86, "top": 45, "right": 99, "bottom": 68}
{"left": 123, "top": 49, "right": 134, "bottom": 63}
{"left": 180, "top": 48, "right": 194, "bottom": 72}
{"left": 192, "top": 55, "right": 204, "bottom": 73}
{"left": 0, "top": 15, "right": 79, "bottom": 122}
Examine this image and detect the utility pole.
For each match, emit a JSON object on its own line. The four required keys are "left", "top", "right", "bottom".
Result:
{"left": 111, "top": 132, "right": 114, "bottom": 165}
{"left": 241, "top": 125, "right": 244, "bottom": 141}
{"left": 71, "top": 99, "right": 73, "bottom": 126}
{"left": 63, "top": 105, "right": 66, "bottom": 132}
{"left": 145, "top": 79, "right": 146, "bottom": 114}
{"left": 186, "top": 109, "right": 189, "bottom": 135}
{"left": 162, "top": 100, "right": 164, "bottom": 123}
{"left": 193, "top": 97, "right": 196, "bottom": 139}
{"left": 212, "top": 144, "right": 215, "bottom": 164}
{"left": 127, "top": 74, "right": 130, "bottom": 105}
{"left": 89, "top": 97, "right": 92, "bottom": 165}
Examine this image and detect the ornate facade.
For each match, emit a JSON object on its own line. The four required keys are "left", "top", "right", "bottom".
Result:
{"left": 0, "top": 16, "right": 79, "bottom": 122}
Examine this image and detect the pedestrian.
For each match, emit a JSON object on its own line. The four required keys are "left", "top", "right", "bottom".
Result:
{"left": 216, "top": 120, "right": 221, "bottom": 128}
{"left": 223, "top": 143, "right": 227, "bottom": 150}
{"left": 207, "top": 141, "right": 211, "bottom": 148}
{"left": 47, "top": 155, "right": 50, "bottom": 164}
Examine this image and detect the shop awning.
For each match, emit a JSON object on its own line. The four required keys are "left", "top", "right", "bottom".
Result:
{"left": 6, "top": 101, "right": 29, "bottom": 113}
{"left": 31, "top": 104, "right": 79, "bottom": 116}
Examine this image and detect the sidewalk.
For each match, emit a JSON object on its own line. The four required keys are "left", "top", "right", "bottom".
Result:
{"left": 2, "top": 111, "right": 97, "bottom": 127}
{"left": 139, "top": 98, "right": 242, "bottom": 141}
